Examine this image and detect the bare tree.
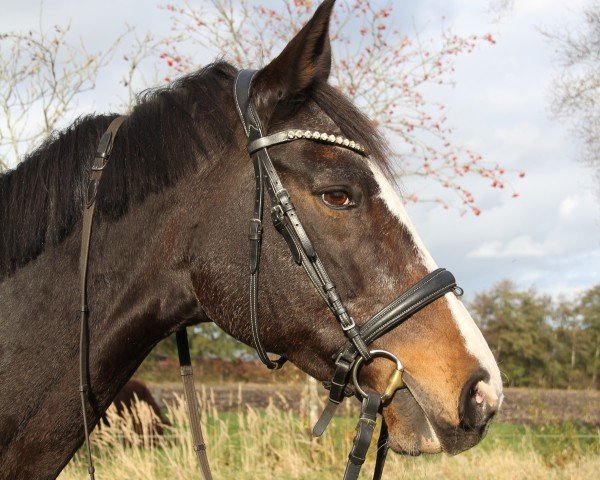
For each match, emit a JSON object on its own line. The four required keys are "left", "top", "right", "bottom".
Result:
{"left": 2, "top": 1, "right": 524, "bottom": 215}
{"left": 545, "top": 1, "right": 600, "bottom": 187}
{"left": 160, "top": 0, "right": 523, "bottom": 215}
{"left": 0, "top": 18, "right": 164, "bottom": 171}
{"left": 486, "top": 0, "right": 515, "bottom": 24}
{"left": 0, "top": 23, "right": 129, "bottom": 170}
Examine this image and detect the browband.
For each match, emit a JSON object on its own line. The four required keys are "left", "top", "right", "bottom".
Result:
{"left": 248, "top": 130, "right": 367, "bottom": 155}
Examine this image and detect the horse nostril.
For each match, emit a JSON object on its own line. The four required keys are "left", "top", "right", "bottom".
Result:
{"left": 459, "top": 374, "right": 499, "bottom": 431}
{"left": 474, "top": 388, "right": 485, "bottom": 405}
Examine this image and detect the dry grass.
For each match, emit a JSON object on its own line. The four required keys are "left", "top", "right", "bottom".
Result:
{"left": 59, "top": 394, "right": 599, "bottom": 480}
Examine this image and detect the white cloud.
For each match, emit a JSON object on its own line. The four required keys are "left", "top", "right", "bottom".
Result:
{"left": 516, "top": 0, "right": 589, "bottom": 18}
{"left": 467, "top": 241, "right": 503, "bottom": 258}
{"left": 468, "top": 235, "right": 547, "bottom": 258}
{"left": 491, "top": 123, "right": 562, "bottom": 154}
{"left": 559, "top": 196, "right": 578, "bottom": 218}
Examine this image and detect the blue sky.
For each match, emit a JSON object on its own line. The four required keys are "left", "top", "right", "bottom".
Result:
{"left": 403, "top": 0, "right": 599, "bottom": 300}
{"left": 1, "top": 0, "right": 598, "bottom": 300}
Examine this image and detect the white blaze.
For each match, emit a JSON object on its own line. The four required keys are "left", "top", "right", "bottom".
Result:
{"left": 368, "top": 161, "right": 438, "bottom": 273}
{"left": 368, "top": 161, "right": 503, "bottom": 398}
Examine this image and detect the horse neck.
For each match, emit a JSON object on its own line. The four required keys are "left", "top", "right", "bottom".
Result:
{"left": 0, "top": 168, "right": 212, "bottom": 479}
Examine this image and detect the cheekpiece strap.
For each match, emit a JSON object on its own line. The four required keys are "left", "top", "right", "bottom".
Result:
{"left": 235, "top": 69, "right": 287, "bottom": 370}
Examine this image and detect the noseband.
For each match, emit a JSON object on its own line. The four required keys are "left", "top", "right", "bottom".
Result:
{"left": 77, "top": 69, "right": 461, "bottom": 480}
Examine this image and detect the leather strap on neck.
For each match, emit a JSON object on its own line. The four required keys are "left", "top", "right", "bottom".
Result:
{"left": 78, "top": 115, "right": 126, "bottom": 480}
{"left": 78, "top": 116, "right": 216, "bottom": 480}
{"left": 176, "top": 328, "right": 213, "bottom": 480}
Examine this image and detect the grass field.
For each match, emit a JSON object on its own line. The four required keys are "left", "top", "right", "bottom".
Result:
{"left": 59, "top": 395, "right": 599, "bottom": 480}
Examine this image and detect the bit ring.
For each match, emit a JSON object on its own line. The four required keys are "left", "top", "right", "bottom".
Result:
{"left": 351, "top": 349, "right": 405, "bottom": 404}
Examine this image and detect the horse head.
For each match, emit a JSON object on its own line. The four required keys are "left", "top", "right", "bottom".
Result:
{"left": 188, "top": 0, "right": 503, "bottom": 456}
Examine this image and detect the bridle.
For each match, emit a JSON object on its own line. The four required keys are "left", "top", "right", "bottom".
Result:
{"left": 233, "top": 69, "right": 461, "bottom": 479}
{"left": 77, "top": 69, "right": 461, "bottom": 480}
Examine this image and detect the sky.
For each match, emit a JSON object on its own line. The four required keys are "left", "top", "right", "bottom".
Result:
{"left": 400, "top": 0, "right": 599, "bottom": 300}
{"left": 1, "top": 0, "right": 598, "bottom": 301}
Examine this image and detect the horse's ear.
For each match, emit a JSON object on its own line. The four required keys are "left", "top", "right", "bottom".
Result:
{"left": 253, "top": 0, "right": 335, "bottom": 104}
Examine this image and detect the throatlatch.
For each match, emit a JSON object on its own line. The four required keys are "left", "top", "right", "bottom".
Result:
{"left": 234, "top": 70, "right": 461, "bottom": 480}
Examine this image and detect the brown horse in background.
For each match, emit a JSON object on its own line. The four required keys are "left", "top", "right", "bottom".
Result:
{"left": 100, "top": 379, "right": 170, "bottom": 437}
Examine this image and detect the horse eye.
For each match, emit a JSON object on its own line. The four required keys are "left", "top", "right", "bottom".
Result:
{"left": 321, "top": 191, "right": 353, "bottom": 209}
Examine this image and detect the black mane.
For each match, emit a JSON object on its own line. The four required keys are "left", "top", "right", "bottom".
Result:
{"left": 0, "top": 62, "right": 237, "bottom": 278}
{"left": 0, "top": 61, "right": 389, "bottom": 279}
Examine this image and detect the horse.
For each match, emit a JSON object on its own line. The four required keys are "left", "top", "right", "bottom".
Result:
{"left": 100, "top": 379, "right": 170, "bottom": 437}
{"left": 0, "top": 1, "right": 503, "bottom": 478}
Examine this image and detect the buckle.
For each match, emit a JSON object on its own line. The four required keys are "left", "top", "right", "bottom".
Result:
{"left": 91, "top": 154, "right": 108, "bottom": 171}
{"left": 92, "top": 130, "right": 112, "bottom": 169}
{"left": 271, "top": 204, "right": 284, "bottom": 222}
{"left": 248, "top": 218, "right": 262, "bottom": 240}
{"left": 276, "top": 189, "right": 293, "bottom": 211}
{"left": 351, "top": 349, "right": 405, "bottom": 404}
{"left": 275, "top": 189, "right": 290, "bottom": 202}
{"left": 340, "top": 316, "right": 357, "bottom": 332}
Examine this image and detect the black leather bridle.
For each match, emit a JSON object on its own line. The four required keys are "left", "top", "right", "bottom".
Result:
{"left": 233, "top": 70, "right": 461, "bottom": 480}
{"left": 77, "top": 69, "right": 461, "bottom": 480}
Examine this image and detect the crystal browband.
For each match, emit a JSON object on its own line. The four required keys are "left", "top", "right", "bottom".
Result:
{"left": 286, "top": 130, "right": 366, "bottom": 154}
{"left": 247, "top": 129, "right": 368, "bottom": 156}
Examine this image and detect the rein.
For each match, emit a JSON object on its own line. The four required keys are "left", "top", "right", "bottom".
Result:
{"left": 78, "top": 116, "right": 125, "bottom": 480}
{"left": 78, "top": 117, "right": 212, "bottom": 480}
{"left": 76, "top": 70, "right": 461, "bottom": 480}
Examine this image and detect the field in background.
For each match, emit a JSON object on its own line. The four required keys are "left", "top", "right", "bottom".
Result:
{"left": 59, "top": 392, "right": 599, "bottom": 480}
{"left": 149, "top": 384, "right": 600, "bottom": 426}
